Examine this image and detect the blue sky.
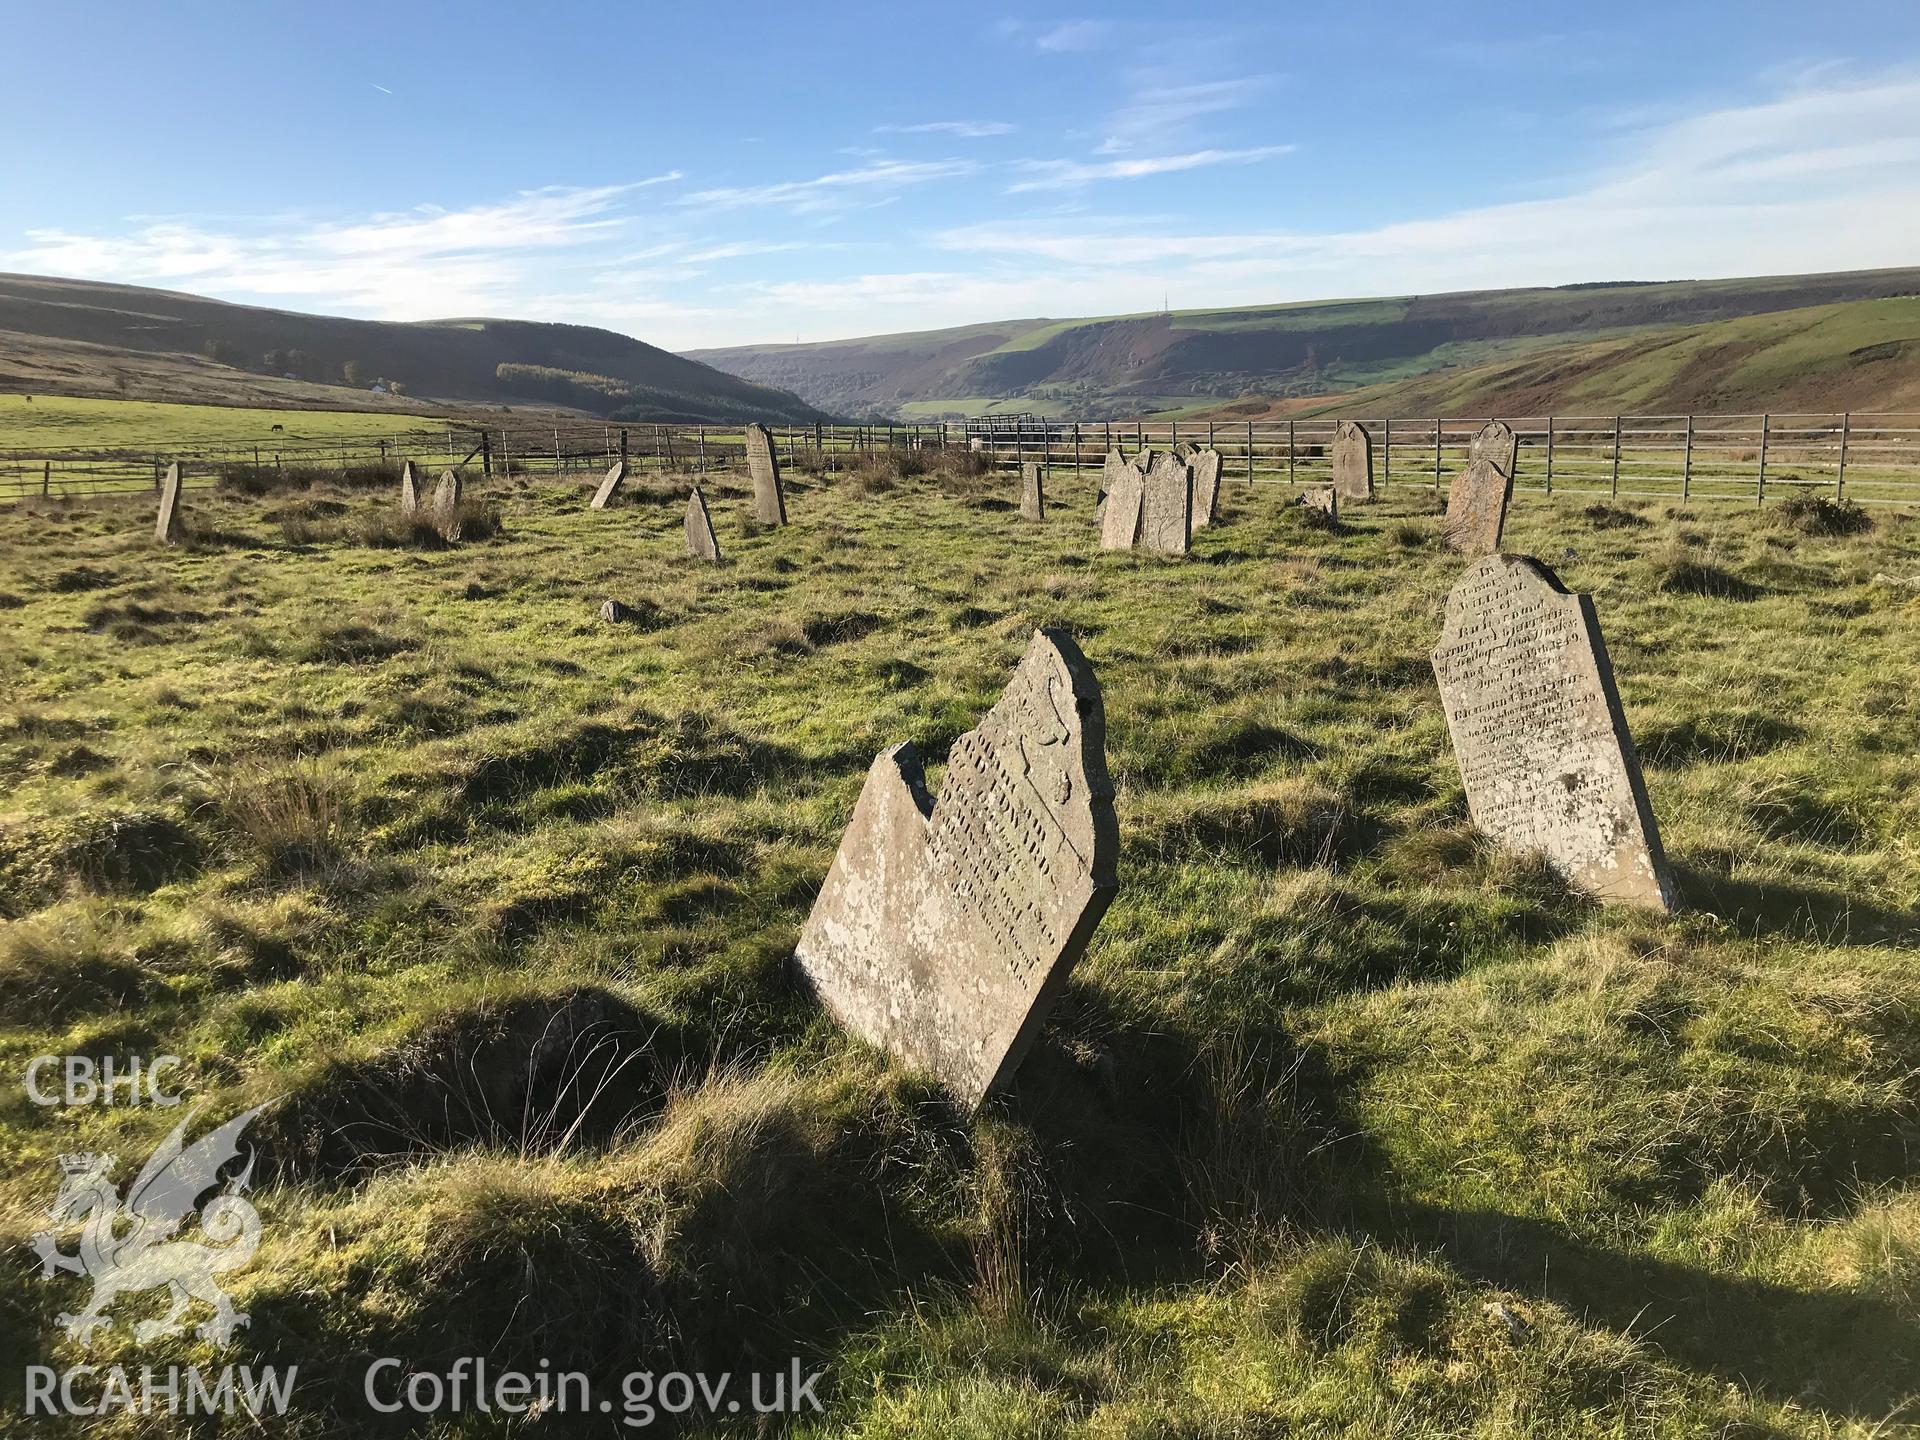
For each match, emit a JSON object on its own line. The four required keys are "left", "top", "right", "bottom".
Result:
{"left": 4, "top": 1, "right": 1919, "bottom": 349}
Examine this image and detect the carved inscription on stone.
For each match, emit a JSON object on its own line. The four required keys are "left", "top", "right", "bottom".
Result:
{"left": 1021, "top": 461, "right": 1045, "bottom": 521}
{"left": 1191, "top": 448, "right": 1222, "bottom": 528}
{"left": 1470, "top": 419, "right": 1519, "bottom": 479}
{"left": 1099, "top": 449, "right": 1143, "bottom": 549}
{"left": 591, "top": 460, "right": 627, "bottom": 510}
{"left": 154, "top": 462, "right": 183, "bottom": 544}
{"left": 744, "top": 423, "right": 787, "bottom": 525}
{"left": 399, "top": 460, "right": 419, "bottom": 514}
{"left": 795, "top": 628, "right": 1119, "bottom": 1109}
{"left": 1331, "top": 421, "right": 1374, "bottom": 502}
{"left": 1444, "top": 457, "right": 1509, "bottom": 555}
{"left": 1431, "top": 554, "right": 1674, "bottom": 910}
{"left": 685, "top": 485, "right": 721, "bottom": 561}
{"left": 1140, "top": 451, "right": 1192, "bottom": 555}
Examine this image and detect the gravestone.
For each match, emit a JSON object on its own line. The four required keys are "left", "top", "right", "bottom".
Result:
{"left": 399, "top": 459, "right": 419, "bottom": 514}
{"left": 154, "top": 462, "right": 183, "bottom": 543}
{"left": 1302, "top": 485, "right": 1339, "bottom": 519}
{"left": 590, "top": 459, "right": 626, "bottom": 511}
{"left": 1173, "top": 440, "right": 1196, "bottom": 461}
{"left": 1132, "top": 448, "right": 1154, "bottom": 474}
{"left": 1099, "top": 450, "right": 1143, "bottom": 550}
{"left": 433, "top": 469, "right": 464, "bottom": 540}
{"left": 1444, "top": 457, "right": 1510, "bottom": 555}
{"left": 1470, "top": 420, "right": 1519, "bottom": 479}
{"left": 684, "top": 486, "right": 721, "bottom": 561}
{"left": 1191, "top": 448, "right": 1222, "bottom": 528}
{"left": 1431, "top": 554, "right": 1674, "bottom": 910}
{"left": 1140, "top": 451, "right": 1192, "bottom": 556}
{"left": 795, "top": 628, "right": 1119, "bottom": 1110}
{"left": 1331, "top": 421, "right": 1374, "bottom": 502}
{"left": 744, "top": 423, "right": 787, "bottom": 525}
{"left": 1021, "top": 461, "right": 1045, "bottom": 521}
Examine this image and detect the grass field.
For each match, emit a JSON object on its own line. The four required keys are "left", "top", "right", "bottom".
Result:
{"left": 2, "top": 455, "right": 1918, "bottom": 1435}
{"left": 0, "top": 394, "right": 448, "bottom": 452}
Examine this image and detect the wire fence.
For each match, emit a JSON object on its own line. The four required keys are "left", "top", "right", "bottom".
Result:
{"left": 4, "top": 413, "right": 1918, "bottom": 507}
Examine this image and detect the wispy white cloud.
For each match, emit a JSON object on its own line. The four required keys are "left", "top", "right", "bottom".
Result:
{"left": 1007, "top": 145, "right": 1294, "bottom": 192}
{"left": 1034, "top": 20, "right": 1113, "bottom": 52}
{"left": 680, "top": 158, "right": 975, "bottom": 214}
{"left": 875, "top": 120, "right": 1014, "bottom": 138}
{"left": 1096, "top": 75, "right": 1273, "bottom": 154}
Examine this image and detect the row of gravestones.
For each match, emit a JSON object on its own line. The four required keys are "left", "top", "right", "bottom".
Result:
{"left": 795, "top": 451, "right": 1671, "bottom": 1112}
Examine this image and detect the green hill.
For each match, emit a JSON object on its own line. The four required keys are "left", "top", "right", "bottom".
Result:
{"left": 685, "top": 268, "right": 1920, "bottom": 419}
{"left": 0, "top": 273, "right": 829, "bottom": 424}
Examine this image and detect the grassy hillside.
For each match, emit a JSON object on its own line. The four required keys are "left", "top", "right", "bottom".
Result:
{"left": 0, "top": 273, "right": 829, "bottom": 425}
{"left": 687, "top": 268, "right": 1920, "bottom": 419}
{"left": 2, "top": 457, "right": 1917, "bottom": 1434}
{"left": 1273, "top": 296, "right": 1920, "bottom": 421}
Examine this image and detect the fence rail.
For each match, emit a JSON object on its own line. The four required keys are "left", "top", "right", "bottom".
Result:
{"left": 5, "top": 412, "right": 1919, "bottom": 507}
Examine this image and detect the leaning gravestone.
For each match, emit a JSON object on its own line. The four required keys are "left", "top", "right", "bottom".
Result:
{"left": 1191, "top": 448, "right": 1222, "bottom": 529}
{"left": 590, "top": 459, "right": 627, "bottom": 511}
{"left": 1099, "top": 450, "right": 1143, "bottom": 550}
{"left": 1470, "top": 420, "right": 1519, "bottom": 479}
{"left": 795, "top": 628, "right": 1119, "bottom": 1110}
{"left": 1432, "top": 554, "right": 1675, "bottom": 910}
{"left": 684, "top": 486, "right": 721, "bottom": 561}
{"left": 744, "top": 423, "right": 787, "bottom": 525}
{"left": 399, "top": 459, "right": 419, "bottom": 514}
{"left": 1331, "top": 421, "right": 1374, "bottom": 502}
{"left": 1444, "top": 457, "right": 1510, "bottom": 555}
{"left": 154, "top": 462, "right": 183, "bottom": 543}
{"left": 1021, "top": 461, "right": 1045, "bottom": 521}
{"left": 1140, "top": 451, "right": 1193, "bottom": 556}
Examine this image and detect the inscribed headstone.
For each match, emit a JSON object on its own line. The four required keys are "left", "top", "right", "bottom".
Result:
{"left": 1021, "top": 462, "right": 1045, "bottom": 521}
{"left": 590, "top": 460, "right": 626, "bottom": 511}
{"left": 1431, "top": 553, "right": 1674, "bottom": 910}
{"left": 1444, "top": 457, "right": 1510, "bottom": 555}
{"left": 1191, "top": 448, "right": 1222, "bottom": 528}
{"left": 154, "top": 462, "right": 183, "bottom": 543}
{"left": 744, "top": 423, "right": 787, "bottom": 525}
{"left": 1099, "top": 450, "right": 1143, "bottom": 550}
{"left": 1470, "top": 420, "right": 1519, "bottom": 479}
{"left": 685, "top": 486, "right": 721, "bottom": 561}
{"left": 1140, "top": 451, "right": 1192, "bottom": 556}
{"left": 794, "top": 628, "right": 1119, "bottom": 1110}
{"left": 399, "top": 459, "right": 419, "bottom": 514}
{"left": 1331, "top": 421, "right": 1374, "bottom": 502}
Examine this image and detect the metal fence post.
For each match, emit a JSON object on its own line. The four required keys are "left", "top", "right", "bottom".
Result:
{"left": 1247, "top": 420, "right": 1255, "bottom": 483}
{"left": 1757, "top": 412, "right": 1770, "bottom": 506}
{"left": 1433, "top": 418, "right": 1442, "bottom": 490}
{"left": 1288, "top": 421, "right": 1296, "bottom": 485}
{"left": 1610, "top": 416, "right": 1621, "bottom": 498}
{"left": 1836, "top": 412, "right": 1850, "bottom": 499}
{"left": 1383, "top": 417, "right": 1391, "bottom": 488}
{"left": 1681, "top": 416, "right": 1692, "bottom": 500}
{"left": 1072, "top": 422, "right": 1082, "bottom": 476}
{"left": 1544, "top": 415, "right": 1554, "bottom": 496}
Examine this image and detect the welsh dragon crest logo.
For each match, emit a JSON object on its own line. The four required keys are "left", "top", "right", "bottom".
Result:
{"left": 31, "top": 1102, "right": 274, "bottom": 1346}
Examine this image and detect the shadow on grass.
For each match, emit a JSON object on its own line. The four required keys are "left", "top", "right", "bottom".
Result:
{"left": 1673, "top": 860, "right": 1920, "bottom": 945}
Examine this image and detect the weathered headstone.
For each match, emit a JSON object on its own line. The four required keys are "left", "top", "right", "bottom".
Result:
{"left": 744, "top": 423, "right": 787, "bottom": 525}
{"left": 684, "top": 486, "right": 720, "bottom": 561}
{"left": 1099, "top": 450, "right": 1143, "bottom": 550}
{"left": 1140, "top": 451, "right": 1192, "bottom": 556}
{"left": 399, "top": 459, "right": 419, "bottom": 514}
{"left": 1302, "top": 485, "right": 1339, "bottom": 519}
{"left": 1444, "top": 457, "right": 1510, "bottom": 555}
{"left": 795, "top": 628, "right": 1118, "bottom": 1110}
{"left": 1191, "top": 448, "right": 1222, "bottom": 529}
{"left": 1132, "top": 448, "right": 1154, "bottom": 474}
{"left": 1470, "top": 420, "right": 1519, "bottom": 479}
{"left": 1431, "top": 554, "right": 1675, "bottom": 910}
{"left": 1331, "top": 421, "right": 1374, "bottom": 502}
{"left": 1020, "top": 461, "right": 1045, "bottom": 521}
{"left": 1173, "top": 440, "right": 1196, "bottom": 461}
{"left": 154, "top": 462, "right": 183, "bottom": 543}
{"left": 599, "top": 598, "right": 637, "bottom": 624}
{"left": 590, "top": 459, "right": 626, "bottom": 511}
{"left": 433, "top": 469, "right": 464, "bottom": 540}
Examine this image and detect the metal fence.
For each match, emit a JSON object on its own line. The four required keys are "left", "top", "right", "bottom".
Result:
{"left": 5, "top": 412, "right": 1918, "bottom": 507}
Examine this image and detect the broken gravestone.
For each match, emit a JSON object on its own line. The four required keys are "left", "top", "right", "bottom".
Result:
{"left": 154, "top": 462, "right": 183, "bottom": 543}
{"left": 1470, "top": 420, "right": 1519, "bottom": 479}
{"left": 684, "top": 486, "right": 720, "bottom": 561}
{"left": 1444, "top": 457, "right": 1510, "bottom": 555}
{"left": 1140, "top": 451, "right": 1193, "bottom": 556}
{"left": 1021, "top": 462, "right": 1045, "bottom": 521}
{"left": 1431, "top": 553, "right": 1675, "bottom": 910}
{"left": 1191, "top": 448, "right": 1222, "bottom": 529}
{"left": 1099, "top": 449, "right": 1143, "bottom": 550}
{"left": 399, "top": 460, "right": 419, "bottom": 514}
{"left": 1331, "top": 421, "right": 1374, "bottom": 502}
{"left": 1302, "top": 486, "right": 1338, "bottom": 519}
{"left": 744, "top": 423, "right": 787, "bottom": 525}
{"left": 591, "top": 460, "right": 626, "bottom": 511}
{"left": 794, "top": 627, "right": 1119, "bottom": 1110}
